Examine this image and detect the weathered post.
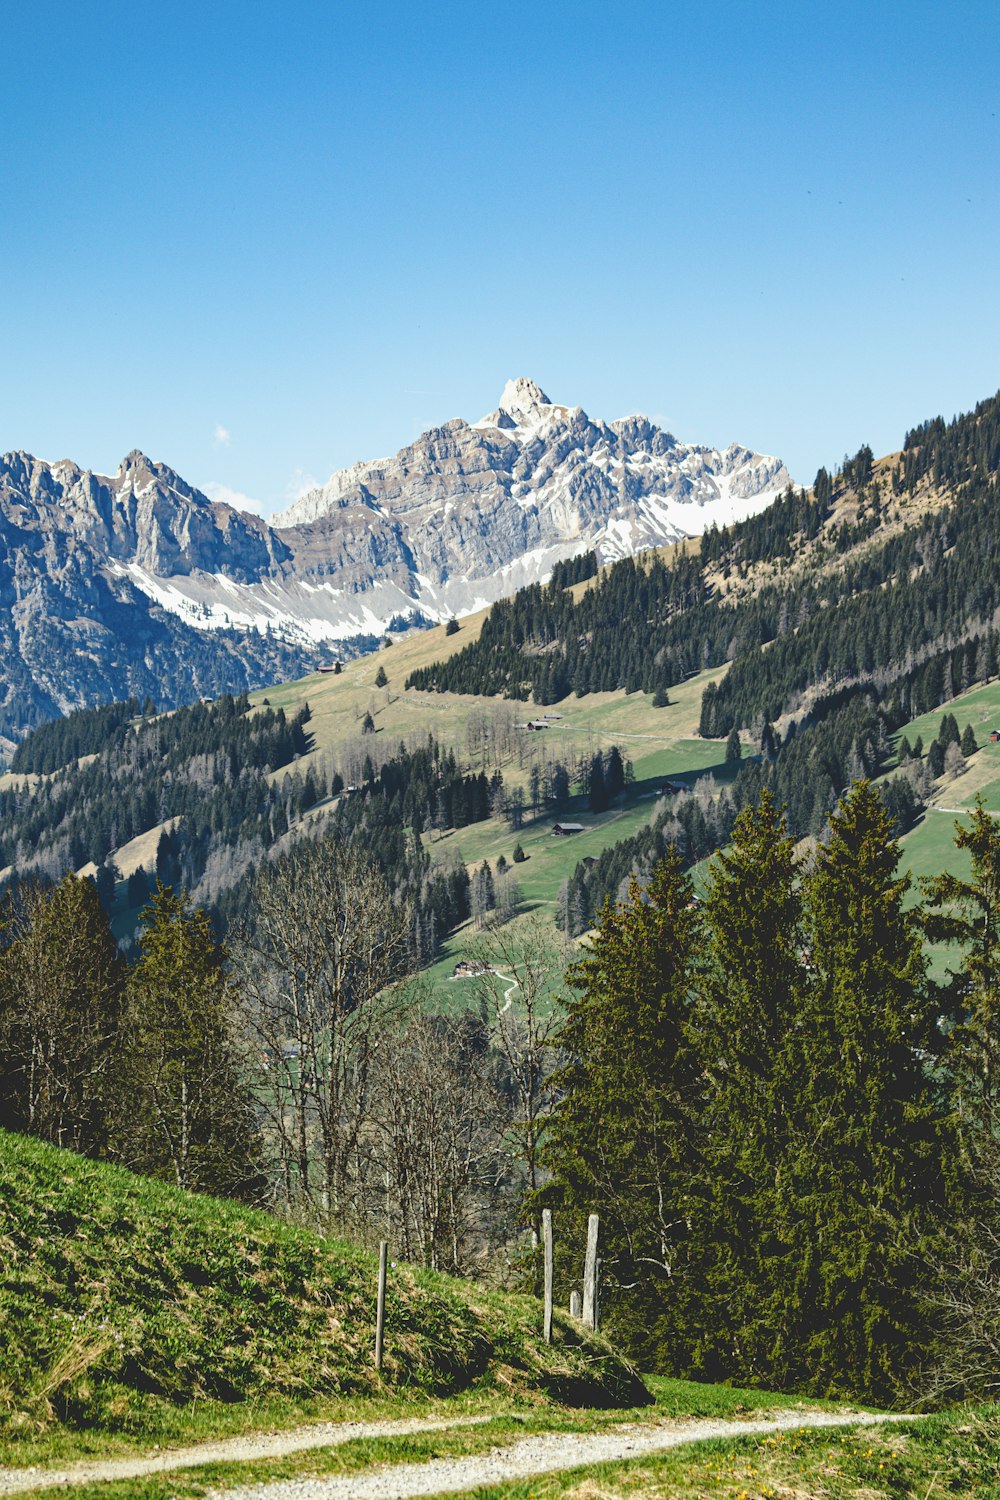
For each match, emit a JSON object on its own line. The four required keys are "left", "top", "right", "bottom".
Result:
{"left": 582, "top": 1212, "right": 599, "bottom": 1329}
{"left": 542, "top": 1209, "right": 554, "bottom": 1344}
{"left": 569, "top": 1290, "right": 582, "bottom": 1318}
{"left": 375, "top": 1240, "right": 388, "bottom": 1372}
{"left": 594, "top": 1256, "right": 602, "bottom": 1333}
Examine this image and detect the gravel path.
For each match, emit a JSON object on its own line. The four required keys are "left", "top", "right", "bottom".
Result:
{"left": 0, "top": 1415, "right": 494, "bottom": 1496}
{"left": 211, "top": 1409, "right": 913, "bottom": 1500}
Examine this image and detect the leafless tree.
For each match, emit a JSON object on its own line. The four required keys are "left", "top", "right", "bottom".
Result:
{"left": 468, "top": 917, "right": 565, "bottom": 1238}
{"left": 231, "top": 839, "right": 414, "bottom": 1230}
{"left": 0, "top": 876, "right": 124, "bottom": 1154}
{"left": 924, "top": 1121, "right": 1000, "bottom": 1401}
{"left": 366, "top": 1008, "right": 507, "bottom": 1274}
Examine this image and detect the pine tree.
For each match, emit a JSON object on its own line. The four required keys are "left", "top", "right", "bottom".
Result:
{"left": 961, "top": 723, "right": 978, "bottom": 757}
{"left": 541, "top": 851, "right": 701, "bottom": 1367}
{"left": 374, "top": 665, "right": 388, "bottom": 688}
{"left": 725, "top": 727, "right": 742, "bottom": 763}
{"left": 775, "top": 782, "right": 951, "bottom": 1400}
{"left": 923, "top": 795, "right": 1000, "bottom": 1115}
{"left": 122, "top": 886, "right": 263, "bottom": 1201}
{"left": 689, "top": 792, "right": 803, "bottom": 1382}
{"left": 588, "top": 753, "right": 608, "bottom": 812}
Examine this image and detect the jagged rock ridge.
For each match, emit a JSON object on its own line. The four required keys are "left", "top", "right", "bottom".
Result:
{"left": 0, "top": 380, "right": 790, "bottom": 742}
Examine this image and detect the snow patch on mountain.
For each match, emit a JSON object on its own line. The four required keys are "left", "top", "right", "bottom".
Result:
{"left": 0, "top": 381, "right": 794, "bottom": 711}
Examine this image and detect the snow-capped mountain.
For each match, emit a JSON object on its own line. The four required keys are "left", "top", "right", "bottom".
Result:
{"left": 0, "top": 381, "right": 790, "bottom": 741}
{"left": 272, "top": 378, "right": 791, "bottom": 600}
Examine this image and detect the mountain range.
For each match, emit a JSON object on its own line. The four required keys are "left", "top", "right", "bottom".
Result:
{"left": 0, "top": 378, "right": 790, "bottom": 745}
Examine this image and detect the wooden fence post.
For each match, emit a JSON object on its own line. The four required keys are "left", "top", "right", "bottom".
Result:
{"left": 569, "top": 1290, "right": 582, "bottom": 1318}
{"left": 594, "top": 1256, "right": 602, "bottom": 1333}
{"left": 542, "top": 1209, "right": 554, "bottom": 1344}
{"left": 375, "top": 1240, "right": 388, "bottom": 1372}
{"left": 582, "top": 1212, "right": 599, "bottom": 1329}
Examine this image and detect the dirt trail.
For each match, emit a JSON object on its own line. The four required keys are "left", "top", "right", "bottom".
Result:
{"left": 0, "top": 1414, "right": 494, "bottom": 1496}
{"left": 0, "top": 1409, "right": 914, "bottom": 1497}
{"left": 212, "top": 1411, "right": 915, "bottom": 1500}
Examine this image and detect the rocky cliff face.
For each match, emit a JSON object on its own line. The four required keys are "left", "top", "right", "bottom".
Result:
{"left": 274, "top": 379, "right": 791, "bottom": 622}
{"left": 0, "top": 454, "right": 315, "bottom": 748}
{"left": 0, "top": 379, "right": 790, "bottom": 743}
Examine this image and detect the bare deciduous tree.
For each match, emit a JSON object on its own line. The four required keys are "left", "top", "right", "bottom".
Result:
{"left": 468, "top": 918, "right": 564, "bottom": 1237}
{"left": 925, "top": 1122, "right": 1000, "bottom": 1401}
{"left": 0, "top": 876, "right": 124, "bottom": 1154}
{"left": 367, "top": 1008, "right": 506, "bottom": 1274}
{"left": 232, "top": 838, "right": 413, "bottom": 1230}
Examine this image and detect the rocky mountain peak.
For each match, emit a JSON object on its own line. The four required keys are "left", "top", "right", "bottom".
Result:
{"left": 0, "top": 384, "right": 793, "bottom": 742}
{"left": 498, "top": 376, "right": 551, "bottom": 418}
{"left": 118, "top": 449, "right": 155, "bottom": 475}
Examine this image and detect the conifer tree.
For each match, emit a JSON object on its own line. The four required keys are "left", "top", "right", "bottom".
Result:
{"left": 541, "top": 850, "right": 700, "bottom": 1367}
{"left": 689, "top": 791, "right": 803, "bottom": 1381}
{"left": 923, "top": 795, "right": 1000, "bottom": 1115}
{"left": 122, "top": 886, "right": 263, "bottom": 1201}
{"left": 775, "top": 782, "right": 951, "bottom": 1400}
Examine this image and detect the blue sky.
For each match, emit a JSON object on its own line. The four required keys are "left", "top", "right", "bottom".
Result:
{"left": 3, "top": 1, "right": 999, "bottom": 515}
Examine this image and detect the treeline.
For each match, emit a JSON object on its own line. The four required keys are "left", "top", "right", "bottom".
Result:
{"left": 0, "top": 694, "right": 312, "bottom": 893}
{"left": 0, "top": 844, "right": 549, "bottom": 1278}
{"left": 698, "top": 478, "right": 833, "bottom": 569}
{"left": 0, "top": 697, "right": 516, "bottom": 963}
{"left": 0, "top": 878, "right": 261, "bottom": 1200}
{"left": 11, "top": 697, "right": 154, "bottom": 774}
{"left": 406, "top": 549, "right": 709, "bottom": 702}
{"left": 542, "top": 787, "right": 1000, "bottom": 1403}
{"left": 548, "top": 549, "right": 599, "bottom": 589}
{"left": 562, "top": 688, "right": 925, "bottom": 933}
{"left": 405, "top": 393, "right": 1000, "bottom": 722}
{"left": 902, "top": 391, "right": 1000, "bottom": 490}
{"left": 351, "top": 740, "right": 503, "bottom": 833}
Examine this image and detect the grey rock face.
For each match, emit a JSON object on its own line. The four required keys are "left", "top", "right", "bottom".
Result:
{"left": 0, "top": 452, "right": 318, "bottom": 746}
{"left": 271, "top": 377, "right": 791, "bottom": 628}
{"left": 0, "top": 379, "right": 790, "bottom": 742}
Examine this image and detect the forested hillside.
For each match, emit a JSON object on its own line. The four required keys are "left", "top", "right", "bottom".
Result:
{"left": 409, "top": 392, "right": 1000, "bottom": 715}
{"left": 400, "top": 393, "right": 1000, "bottom": 917}
{"left": 6, "top": 394, "right": 1000, "bottom": 1413}
{"left": 1, "top": 697, "right": 500, "bottom": 957}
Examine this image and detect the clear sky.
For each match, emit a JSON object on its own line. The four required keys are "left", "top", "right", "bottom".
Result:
{"left": 3, "top": 1, "right": 999, "bottom": 515}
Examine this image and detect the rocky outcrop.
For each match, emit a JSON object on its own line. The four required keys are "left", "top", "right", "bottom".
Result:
{"left": 270, "top": 376, "right": 790, "bottom": 629}
{"left": 0, "top": 379, "right": 791, "bottom": 743}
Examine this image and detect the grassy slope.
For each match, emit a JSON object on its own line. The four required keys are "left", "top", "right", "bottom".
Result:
{"left": 0, "top": 1131, "right": 647, "bottom": 1460}
{"left": 249, "top": 635, "right": 738, "bottom": 1008}
{"left": 885, "top": 679, "right": 1000, "bottom": 974}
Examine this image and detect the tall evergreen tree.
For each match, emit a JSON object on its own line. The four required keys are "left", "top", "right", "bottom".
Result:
{"left": 541, "top": 850, "right": 700, "bottom": 1368}
{"left": 774, "top": 782, "right": 951, "bottom": 1400}
{"left": 689, "top": 791, "right": 803, "bottom": 1381}
{"left": 121, "top": 886, "right": 263, "bottom": 1201}
{"left": 923, "top": 795, "right": 1000, "bottom": 1117}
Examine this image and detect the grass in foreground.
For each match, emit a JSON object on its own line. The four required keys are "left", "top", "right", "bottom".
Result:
{"left": 0, "top": 1130, "right": 645, "bottom": 1466}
